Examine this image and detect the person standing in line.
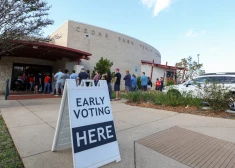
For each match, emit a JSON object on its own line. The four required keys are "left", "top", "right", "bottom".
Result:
{"left": 54, "top": 69, "right": 64, "bottom": 96}
{"left": 131, "top": 74, "right": 137, "bottom": 91}
{"left": 93, "top": 71, "right": 100, "bottom": 86}
{"left": 21, "top": 72, "right": 27, "bottom": 90}
{"left": 86, "top": 70, "right": 91, "bottom": 86}
{"left": 51, "top": 72, "right": 56, "bottom": 94}
{"left": 62, "top": 69, "right": 70, "bottom": 89}
{"left": 123, "top": 70, "right": 132, "bottom": 92}
{"left": 86, "top": 70, "right": 91, "bottom": 79}
{"left": 155, "top": 78, "right": 161, "bottom": 93}
{"left": 160, "top": 77, "right": 164, "bottom": 92}
{"left": 147, "top": 77, "right": 152, "bottom": 94}
{"left": 103, "top": 71, "right": 112, "bottom": 101}
{"left": 34, "top": 73, "right": 42, "bottom": 94}
{"left": 41, "top": 73, "right": 46, "bottom": 93}
{"left": 29, "top": 74, "right": 34, "bottom": 92}
{"left": 140, "top": 72, "right": 148, "bottom": 91}
{"left": 114, "top": 68, "right": 121, "bottom": 100}
{"left": 43, "top": 73, "right": 51, "bottom": 94}
{"left": 78, "top": 68, "right": 89, "bottom": 85}
{"left": 70, "top": 70, "right": 78, "bottom": 81}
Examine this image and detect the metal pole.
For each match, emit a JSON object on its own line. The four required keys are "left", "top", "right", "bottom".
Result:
{"left": 163, "top": 62, "right": 168, "bottom": 81}
{"left": 174, "top": 63, "right": 177, "bottom": 82}
{"left": 197, "top": 54, "right": 200, "bottom": 64}
{"left": 134, "top": 141, "right": 136, "bottom": 168}
{"left": 150, "top": 59, "right": 154, "bottom": 80}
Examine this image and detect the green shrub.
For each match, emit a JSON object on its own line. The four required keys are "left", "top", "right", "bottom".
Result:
{"left": 125, "top": 90, "right": 202, "bottom": 108}
{"left": 166, "top": 78, "right": 176, "bottom": 86}
{"left": 199, "top": 82, "right": 234, "bottom": 112}
{"left": 125, "top": 91, "right": 142, "bottom": 103}
{"left": 137, "top": 76, "right": 141, "bottom": 90}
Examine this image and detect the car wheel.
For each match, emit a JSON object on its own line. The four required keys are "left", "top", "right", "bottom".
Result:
{"left": 228, "top": 93, "right": 235, "bottom": 111}
{"left": 167, "top": 89, "right": 181, "bottom": 97}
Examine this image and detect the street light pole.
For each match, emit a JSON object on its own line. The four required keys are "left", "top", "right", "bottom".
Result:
{"left": 197, "top": 54, "right": 200, "bottom": 64}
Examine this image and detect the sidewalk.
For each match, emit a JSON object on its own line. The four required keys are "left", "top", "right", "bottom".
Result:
{"left": 1, "top": 98, "right": 235, "bottom": 168}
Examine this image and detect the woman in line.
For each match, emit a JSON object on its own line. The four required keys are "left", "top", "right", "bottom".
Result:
{"left": 155, "top": 78, "right": 161, "bottom": 93}
{"left": 147, "top": 77, "right": 152, "bottom": 94}
{"left": 131, "top": 74, "right": 137, "bottom": 91}
{"left": 93, "top": 71, "right": 100, "bottom": 86}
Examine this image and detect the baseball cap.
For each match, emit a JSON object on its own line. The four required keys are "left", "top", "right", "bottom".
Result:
{"left": 115, "top": 68, "right": 120, "bottom": 71}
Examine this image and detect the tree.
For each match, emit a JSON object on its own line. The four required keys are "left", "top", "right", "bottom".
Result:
{"left": 92, "top": 57, "right": 113, "bottom": 78}
{"left": 0, "top": 0, "right": 54, "bottom": 55}
{"left": 177, "top": 56, "right": 205, "bottom": 81}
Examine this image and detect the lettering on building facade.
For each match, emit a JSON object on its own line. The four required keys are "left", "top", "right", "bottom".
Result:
{"left": 75, "top": 26, "right": 160, "bottom": 57}
{"left": 118, "top": 36, "right": 134, "bottom": 45}
{"left": 76, "top": 27, "right": 108, "bottom": 38}
{"left": 139, "top": 44, "right": 159, "bottom": 56}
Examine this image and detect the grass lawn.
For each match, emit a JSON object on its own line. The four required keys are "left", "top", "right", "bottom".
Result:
{"left": 0, "top": 115, "right": 24, "bottom": 168}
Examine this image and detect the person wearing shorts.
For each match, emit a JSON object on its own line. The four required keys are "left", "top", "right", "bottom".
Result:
{"left": 155, "top": 78, "right": 161, "bottom": 93}
{"left": 114, "top": 68, "right": 121, "bottom": 100}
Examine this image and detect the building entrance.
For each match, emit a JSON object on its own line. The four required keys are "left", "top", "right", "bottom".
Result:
{"left": 11, "top": 63, "right": 52, "bottom": 90}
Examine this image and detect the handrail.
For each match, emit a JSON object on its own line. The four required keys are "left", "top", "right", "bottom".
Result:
{"left": 5, "top": 79, "right": 9, "bottom": 100}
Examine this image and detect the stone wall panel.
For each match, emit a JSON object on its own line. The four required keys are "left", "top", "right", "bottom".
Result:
{"left": 0, "top": 56, "right": 53, "bottom": 93}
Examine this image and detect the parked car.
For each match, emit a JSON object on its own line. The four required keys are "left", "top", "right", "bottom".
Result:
{"left": 163, "top": 72, "right": 235, "bottom": 110}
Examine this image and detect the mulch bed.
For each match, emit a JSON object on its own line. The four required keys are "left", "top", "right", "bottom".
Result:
{"left": 126, "top": 101, "right": 235, "bottom": 120}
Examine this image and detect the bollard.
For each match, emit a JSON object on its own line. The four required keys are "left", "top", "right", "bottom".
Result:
{"left": 5, "top": 79, "right": 9, "bottom": 100}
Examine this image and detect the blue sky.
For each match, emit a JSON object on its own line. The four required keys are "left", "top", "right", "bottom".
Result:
{"left": 44, "top": 0, "right": 235, "bottom": 73}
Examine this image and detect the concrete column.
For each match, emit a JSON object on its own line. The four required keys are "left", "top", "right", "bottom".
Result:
{"left": 74, "top": 65, "right": 84, "bottom": 74}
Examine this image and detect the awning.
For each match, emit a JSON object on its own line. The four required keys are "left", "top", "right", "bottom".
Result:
{"left": 1, "top": 41, "right": 92, "bottom": 63}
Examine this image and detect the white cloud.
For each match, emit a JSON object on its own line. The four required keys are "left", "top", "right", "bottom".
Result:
{"left": 141, "top": 0, "right": 172, "bottom": 16}
{"left": 186, "top": 29, "right": 206, "bottom": 37}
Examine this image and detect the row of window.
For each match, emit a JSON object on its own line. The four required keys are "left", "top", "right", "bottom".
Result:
{"left": 190, "top": 76, "right": 235, "bottom": 84}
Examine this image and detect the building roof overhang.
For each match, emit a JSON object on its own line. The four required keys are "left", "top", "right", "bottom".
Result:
{"left": 0, "top": 41, "right": 92, "bottom": 62}
{"left": 141, "top": 60, "right": 185, "bottom": 70}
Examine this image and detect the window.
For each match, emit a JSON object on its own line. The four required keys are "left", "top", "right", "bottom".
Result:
{"left": 208, "top": 76, "right": 223, "bottom": 83}
{"left": 207, "top": 76, "right": 235, "bottom": 84}
{"left": 193, "top": 77, "right": 208, "bottom": 84}
{"left": 223, "top": 77, "right": 235, "bottom": 84}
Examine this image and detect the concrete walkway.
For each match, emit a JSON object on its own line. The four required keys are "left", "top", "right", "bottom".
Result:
{"left": 1, "top": 98, "right": 235, "bottom": 168}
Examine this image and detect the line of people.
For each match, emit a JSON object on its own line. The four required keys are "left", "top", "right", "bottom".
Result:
{"left": 18, "top": 68, "right": 164, "bottom": 98}
{"left": 13, "top": 72, "right": 52, "bottom": 94}
{"left": 14, "top": 69, "right": 164, "bottom": 98}
{"left": 123, "top": 71, "right": 164, "bottom": 94}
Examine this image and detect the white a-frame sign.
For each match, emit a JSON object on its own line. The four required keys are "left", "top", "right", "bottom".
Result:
{"left": 52, "top": 79, "right": 121, "bottom": 168}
